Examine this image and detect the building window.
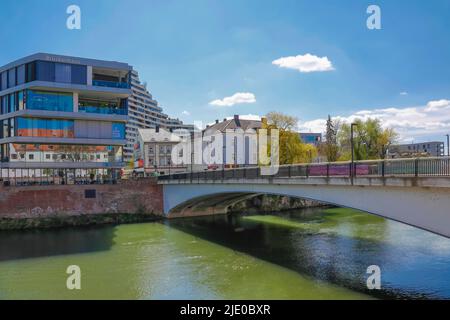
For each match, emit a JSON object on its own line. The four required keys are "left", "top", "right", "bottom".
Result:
{"left": 29, "top": 154, "right": 34, "bottom": 160}
{"left": 17, "top": 91, "right": 24, "bottom": 110}
{"left": 26, "top": 90, "right": 73, "bottom": 112}
{"left": 26, "top": 62, "right": 36, "bottom": 82}
{"left": 1, "top": 72, "right": 7, "bottom": 90}
{"left": 17, "top": 65, "right": 25, "bottom": 85}
{"left": 17, "top": 117, "right": 75, "bottom": 138}
{"left": 71, "top": 65, "right": 87, "bottom": 85}
{"left": 55, "top": 63, "right": 72, "bottom": 83}
{"left": 45, "top": 154, "right": 51, "bottom": 160}
{"left": 8, "top": 68, "right": 16, "bottom": 88}
{"left": 36, "top": 61, "right": 55, "bottom": 82}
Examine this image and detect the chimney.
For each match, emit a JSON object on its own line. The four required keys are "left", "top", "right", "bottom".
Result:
{"left": 234, "top": 114, "right": 241, "bottom": 127}
{"left": 215, "top": 119, "right": 219, "bottom": 124}
{"left": 223, "top": 118, "right": 227, "bottom": 122}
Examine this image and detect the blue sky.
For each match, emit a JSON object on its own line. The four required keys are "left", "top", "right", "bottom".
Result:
{"left": 1, "top": 0, "right": 449, "bottom": 144}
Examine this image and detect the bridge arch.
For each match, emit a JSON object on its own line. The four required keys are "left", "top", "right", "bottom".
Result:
{"left": 162, "top": 182, "right": 450, "bottom": 238}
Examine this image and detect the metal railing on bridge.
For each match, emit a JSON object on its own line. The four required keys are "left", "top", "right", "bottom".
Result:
{"left": 158, "top": 157, "right": 450, "bottom": 182}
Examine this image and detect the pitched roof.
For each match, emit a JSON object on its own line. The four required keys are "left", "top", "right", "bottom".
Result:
{"left": 204, "top": 117, "right": 262, "bottom": 135}
{"left": 138, "top": 128, "right": 182, "bottom": 143}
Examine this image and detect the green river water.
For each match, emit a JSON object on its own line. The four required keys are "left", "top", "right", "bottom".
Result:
{"left": 1, "top": 207, "right": 450, "bottom": 300}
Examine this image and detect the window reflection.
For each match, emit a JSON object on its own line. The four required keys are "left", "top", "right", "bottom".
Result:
{"left": 17, "top": 118, "right": 75, "bottom": 138}
{"left": 9, "top": 144, "right": 123, "bottom": 163}
{"left": 26, "top": 90, "right": 73, "bottom": 112}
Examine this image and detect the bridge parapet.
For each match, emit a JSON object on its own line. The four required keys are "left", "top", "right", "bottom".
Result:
{"left": 158, "top": 157, "right": 450, "bottom": 188}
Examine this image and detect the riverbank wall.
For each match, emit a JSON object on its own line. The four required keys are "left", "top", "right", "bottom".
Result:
{"left": 0, "top": 179, "right": 164, "bottom": 230}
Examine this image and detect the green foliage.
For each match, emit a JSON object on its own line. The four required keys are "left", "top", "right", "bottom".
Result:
{"left": 338, "top": 118, "right": 398, "bottom": 160}
{"left": 264, "top": 111, "right": 318, "bottom": 165}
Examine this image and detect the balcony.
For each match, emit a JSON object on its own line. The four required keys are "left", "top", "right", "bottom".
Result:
{"left": 92, "top": 80, "right": 130, "bottom": 89}
{"left": 78, "top": 105, "right": 127, "bottom": 115}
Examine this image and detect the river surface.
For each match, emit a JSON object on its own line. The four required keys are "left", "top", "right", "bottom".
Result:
{"left": 1, "top": 207, "right": 450, "bottom": 300}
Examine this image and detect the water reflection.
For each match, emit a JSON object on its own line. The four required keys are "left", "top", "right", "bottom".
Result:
{"left": 0, "top": 226, "right": 116, "bottom": 261}
{"left": 167, "top": 208, "right": 450, "bottom": 299}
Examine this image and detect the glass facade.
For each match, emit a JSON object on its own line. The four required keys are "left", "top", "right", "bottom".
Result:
{"left": 78, "top": 98, "right": 127, "bottom": 115}
{"left": 17, "top": 117, "right": 74, "bottom": 138}
{"left": 26, "top": 90, "right": 73, "bottom": 112}
{"left": 0, "top": 118, "right": 14, "bottom": 139}
{"left": 0, "top": 55, "right": 130, "bottom": 170}
{"left": 1, "top": 143, "right": 123, "bottom": 163}
{"left": 0, "top": 60, "right": 88, "bottom": 90}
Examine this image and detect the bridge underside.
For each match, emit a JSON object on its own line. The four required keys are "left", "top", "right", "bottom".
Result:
{"left": 168, "top": 192, "right": 262, "bottom": 217}
{"left": 163, "top": 181, "right": 450, "bottom": 238}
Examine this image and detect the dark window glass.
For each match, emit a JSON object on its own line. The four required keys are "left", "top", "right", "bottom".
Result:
{"left": 36, "top": 61, "right": 55, "bottom": 82}
{"left": 71, "top": 65, "right": 87, "bottom": 84}
{"left": 1, "top": 95, "right": 8, "bottom": 114}
{"left": 1, "top": 72, "right": 7, "bottom": 90}
{"left": 8, "top": 68, "right": 16, "bottom": 88}
{"left": 17, "top": 65, "right": 25, "bottom": 85}
{"left": 55, "top": 63, "right": 72, "bottom": 83}
{"left": 0, "top": 143, "right": 10, "bottom": 162}
{"left": 9, "top": 93, "right": 16, "bottom": 113}
{"left": 26, "top": 62, "right": 36, "bottom": 82}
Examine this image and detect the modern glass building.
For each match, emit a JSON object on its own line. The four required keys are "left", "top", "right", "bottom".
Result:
{"left": 0, "top": 53, "right": 131, "bottom": 184}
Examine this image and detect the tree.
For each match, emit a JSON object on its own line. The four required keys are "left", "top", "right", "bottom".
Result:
{"left": 263, "top": 112, "right": 317, "bottom": 165}
{"left": 338, "top": 118, "right": 398, "bottom": 161}
{"left": 266, "top": 111, "right": 298, "bottom": 130}
{"left": 324, "top": 115, "right": 339, "bottom": 162}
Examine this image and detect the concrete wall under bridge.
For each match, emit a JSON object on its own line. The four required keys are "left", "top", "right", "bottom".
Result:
{"left": 161, "top": 177, "right": 450, "bottom": 238}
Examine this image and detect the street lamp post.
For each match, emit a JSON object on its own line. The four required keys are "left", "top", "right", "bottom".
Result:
{"left": 350, "top": 123, "right": 358, "bottom": 184}
{"left": 446, "top": 134, "right": 450, "bottom": 157}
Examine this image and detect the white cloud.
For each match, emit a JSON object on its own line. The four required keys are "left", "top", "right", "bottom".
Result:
{"left": 209, "top": 92, "right": 256, "bottom": 107}
{"left": 400, "top": 92, "right": 408, "bottom": 96}
{"left": 181, "top": 110, "right": 190, "bottom": 116}
{"left": 425, "top": 99, "right": 450, "bottom": 112}
{"left": 298, "top": 99, "right": 450, "bottom": 143}
{"left": 272, "top": 54, "right": 334, "bottom": 73}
